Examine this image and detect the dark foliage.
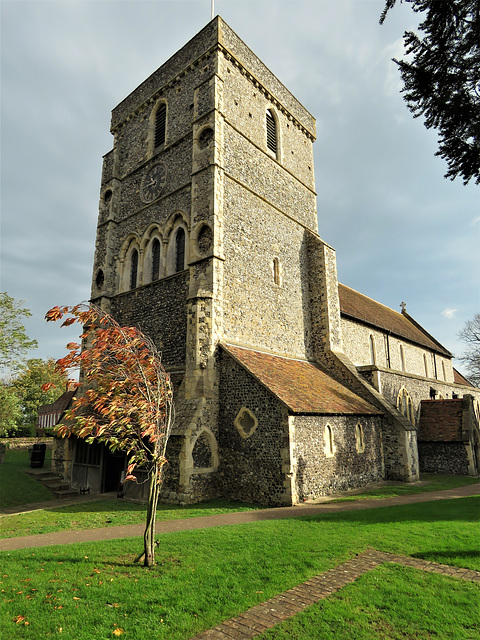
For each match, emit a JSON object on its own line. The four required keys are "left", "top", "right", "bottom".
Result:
{"left": 381, "top": 0, "right": 480, "bottom": 185}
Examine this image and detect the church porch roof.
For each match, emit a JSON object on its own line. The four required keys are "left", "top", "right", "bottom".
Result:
{"left": 222, "top": 344, "right": 382, "bottom": 416}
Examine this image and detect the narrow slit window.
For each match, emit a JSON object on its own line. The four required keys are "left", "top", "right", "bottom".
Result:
{"left": 369, "top": 335, "right": 376, "bottom": 365}
{"left": 151, "top": 239, "right": 160, "bottom": 281}
{"left": 400, "top": 345, "right": 406, "bottom": 372}
{"left": 356, "top": 423, "right": 365, "bottom": 453}
{"left": 266, "top": 109, "right": 277, "bottom": 154}
{"left": 175, "top": 228, "right": 186, "bottom": 273}
{"left": 155, "top": 103, "right": 167, "bottom": 148}
{"left": 423, "top": 354, "right": 428, "bottom": 377}
{"left": 273, "top": 257, "right": 280, "bottom": 285}
{"left": 130, "top": 249, "right": 138, "bottom": 290}
{"left": 325, "top": 424, "right": 334, "bottom": 457}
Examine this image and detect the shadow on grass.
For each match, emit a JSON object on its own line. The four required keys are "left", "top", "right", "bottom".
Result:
{"left": 284, "top": 496, "right": 480, "bottom": 525}
{"left": 412, "top": 550, "right": 480, "bottom": 562}
{"left": 45, "top": 498, "right": 260, "bottom": 516}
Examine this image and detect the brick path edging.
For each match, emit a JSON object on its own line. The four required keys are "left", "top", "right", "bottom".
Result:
{"left": 190, "top": 549, "right": 480, "bottom": 639}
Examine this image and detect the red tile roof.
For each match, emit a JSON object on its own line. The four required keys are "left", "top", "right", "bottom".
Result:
{"left": 338, "top": 284, "right": 452, "bottom": 357}
{"left": 453, "top": 368, "right": 474, "bottom": 387}
{"left": 222, "top": 344, "right": 382, "bottom": 415}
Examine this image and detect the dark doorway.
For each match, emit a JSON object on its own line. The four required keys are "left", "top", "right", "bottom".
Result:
{"left": 102, "top": 448, "right": 125, "bottom": 493}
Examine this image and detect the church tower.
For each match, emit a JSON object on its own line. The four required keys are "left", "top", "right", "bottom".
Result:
{"left": 90, "top": 17, "right": 343, "bottom": 502}
{"left": 89, "top": 17, "right": 420, "bottom": 505}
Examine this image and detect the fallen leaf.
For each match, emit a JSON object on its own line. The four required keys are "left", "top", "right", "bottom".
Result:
{"left": 113, "top": 628, "right": 124, "bottom": 636}
{"left": 13, "top": 615, "right": 25, "bottom": 624}
{"left": 73, "top": 596, "right": 80, "bottom": 600}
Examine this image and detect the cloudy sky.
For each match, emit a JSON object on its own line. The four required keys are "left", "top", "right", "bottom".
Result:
{"left": 1, "top": 0, "right": 479, "bottom": 373}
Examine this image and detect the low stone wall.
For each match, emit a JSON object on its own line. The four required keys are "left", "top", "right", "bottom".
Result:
{"left": 0, "top": 437, "right": 54, "bottom": 450}
{"left": 418, "top": 441, "right": 470, "bottom": 475}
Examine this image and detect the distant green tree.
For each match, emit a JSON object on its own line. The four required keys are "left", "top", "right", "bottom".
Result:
{"left": 0, "top": 383, "right": 22, "bottom": 437}
{"left": 0, "top": 292, "right": 38, "bottom": 373}
{"left": 380, "top": 0, "right": 480, "bottom": 185}
{"left": 12, "top": 359, "right": 68, "bottom": 435}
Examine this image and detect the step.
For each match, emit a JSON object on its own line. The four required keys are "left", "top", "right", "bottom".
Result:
{"left": 53, "top": 489, "right": 80, "bottom": 498}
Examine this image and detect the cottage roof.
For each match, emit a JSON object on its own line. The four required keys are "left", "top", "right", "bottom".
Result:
{"left": 38, "top": 390, "right": 76, "bottom": 416}
{"left": 338, "top": 283, "right": 452, "bottom": 357}
{"left": 222, "top": 344, "right": 382, "bottom": 415}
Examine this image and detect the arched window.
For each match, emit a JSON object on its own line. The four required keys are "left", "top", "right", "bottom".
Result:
{"left": 175, "top": 228, "right": 186, "bottom": 272}
{"left": 130, "top": 249, "right": 138, "bottom": 290}
{"left": 151, "top": 238, "right": 161, "bottom": 281}
{"left": 266, "top": 109, "right": 277, "bottom": 155}
{"left": 324, "top": 424, "right": 334, "bottom": 457}
{"left": 154, "top": 103, "right": 167, "bottom": 148}
{"left": 397, "top": 388, "right": 414, "bottom": 423}
{"left": 369, "top": 335, "right": 376, "bottom": 365}
{"left": 356, "top": 423, "right": 365, "bottom": 453}
{"left": 400, "top": 345, "right": 406, "bottom": 372}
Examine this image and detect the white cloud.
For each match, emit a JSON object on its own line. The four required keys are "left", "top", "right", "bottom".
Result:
{"left": 442, "top": 308, "right": 458, "bottom": 319}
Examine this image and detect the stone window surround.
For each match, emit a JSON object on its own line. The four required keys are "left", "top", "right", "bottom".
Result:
{"left": 265, "top": 106, "right": 281, "bottom": 162}
{"left": 324, "top": 424, "right": 335, "bottom": 458}
{"left": 147, "top": 99, "right": 168, "bottom": 158}
{"left": 356, "top": 422, "right": 365, "bottom": 454}
{"left": 117, "top": 213, "right": 190, "bottom": 292}
{"left": 397, "top": 387, "right": 415, "bottom": 424}
{"left": 234, "top": 406, "right": 258, "bottom": 439}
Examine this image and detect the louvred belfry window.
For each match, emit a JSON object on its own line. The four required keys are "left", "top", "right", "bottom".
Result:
{"left": 155, "top": 103, "right": 167, "bottom": 148}
{"left": 266, "top": 109, "right": 277, "bottom": 154}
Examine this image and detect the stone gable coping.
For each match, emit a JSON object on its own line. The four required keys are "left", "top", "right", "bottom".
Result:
{"left": 110, "top": 17, "right": 315, "bottom": 141}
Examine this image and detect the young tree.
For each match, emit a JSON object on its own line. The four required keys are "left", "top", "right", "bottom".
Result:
{"left": 12, "top": 359, "right": 68, "bottom": 435}
{"left": 0, "top": 383, "right": 22, "bottom": 437}
{"left": 380, "top": 0, "right": 480, "bottom": 185}
{"left": 44, "top": 304, "right": 174, "bottom": 567}
{"left": 0, "top": 293, "right": 38, "bottom": 373}
{"left": 458, "top": 313, "right": 480, "bottom": 386}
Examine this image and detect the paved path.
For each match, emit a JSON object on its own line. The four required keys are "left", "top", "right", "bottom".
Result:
{"left": 189, "top": 549, "right": 480, "bottom": 640}
{"left": 0, "top": 482, "right": 478, "bottom": 551}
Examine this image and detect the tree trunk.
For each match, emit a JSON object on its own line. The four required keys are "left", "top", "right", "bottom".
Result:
{"left": 143, "top": 465, "right": 160, "bottom": 567}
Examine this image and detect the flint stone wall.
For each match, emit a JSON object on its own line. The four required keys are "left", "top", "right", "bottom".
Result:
{"left": 218, "top": 351, "right": 288, "bottom": 505}
{"left": 293, "top": 415, "right": 384, "bottom": 499}
{"left": 418, "top": 442, "right": 470, "bottom": 475}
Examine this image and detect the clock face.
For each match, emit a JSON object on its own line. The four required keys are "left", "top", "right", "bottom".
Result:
{"left": 141, "top": 164, "right": 167, "bottom": 203}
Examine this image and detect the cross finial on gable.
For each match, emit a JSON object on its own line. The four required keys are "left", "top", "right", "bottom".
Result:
{"left": 400, "top": 301, "right": 407, "bottom": 312}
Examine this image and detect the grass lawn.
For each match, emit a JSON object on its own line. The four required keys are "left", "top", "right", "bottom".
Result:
{"left": 328, "top": 473, "right": 479, "bottom": 502}
{"left": 0, "top": 497, "right": 478, "bottom": 639}
{"left": 0, "top": 498, "right": 262, "bottom": 539}
{"left": 258, "top": 564, "right": 480, "bottom": 640}
{"left": 0, "top": 448, "right": 55, "bottom": 509}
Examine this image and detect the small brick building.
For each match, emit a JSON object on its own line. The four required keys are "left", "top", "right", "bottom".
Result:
{"left": 52, "top": 17, "right": 480, "bottom": 504}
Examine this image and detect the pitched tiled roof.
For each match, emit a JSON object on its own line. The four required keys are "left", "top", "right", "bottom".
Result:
{"left": 222, "top": 344, "right": 382, "bottom": 415}
{"left": 338, "top": 284, "right": 452, "bottom": 357}
{"left": 38, "top": 390, "right": 76, "bottom": 416}
{"left": 453, "top": 368, "right": 474, "bottom": 387}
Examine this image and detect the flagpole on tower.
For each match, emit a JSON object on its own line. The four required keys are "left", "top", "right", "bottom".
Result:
{"left": 211, "top": 0, "right": 214, "bottom": 19}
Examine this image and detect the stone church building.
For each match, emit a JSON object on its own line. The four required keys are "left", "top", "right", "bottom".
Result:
{"left": 53, "top": 17, "right": 480, "bottom": 504}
